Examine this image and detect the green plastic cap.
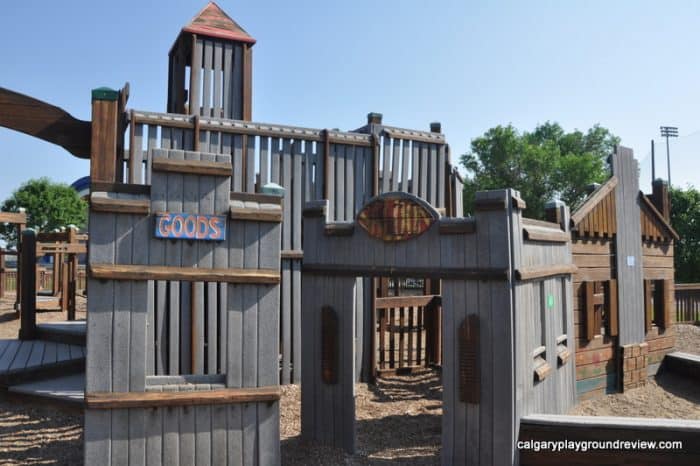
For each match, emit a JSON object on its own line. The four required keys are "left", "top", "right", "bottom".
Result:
{"left": 260, "top": 182, "right": 285, "bottom": 197}
{"left": 92, "top": 87, "right": 119, "bottom": 101}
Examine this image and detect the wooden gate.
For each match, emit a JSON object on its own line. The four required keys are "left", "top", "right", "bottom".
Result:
{"left": 84, "top": 147, "right": 282, "bottom": 465}
{"left": 374, "top": 277, "right": 442, "bottom": 374}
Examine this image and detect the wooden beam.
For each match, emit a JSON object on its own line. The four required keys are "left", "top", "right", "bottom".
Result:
{"left": 36, "top": 243, "right": 87, "bottom": 254}
{"left": 375, "top": 294, "right": 441, "bottom": 309}
{"left": 90, "top": 196, "right": 150, "bottom": 215}
{"left": 515, "top": 264, "right": 577, "bottom": 281}
{"left": 90, "top": 88, "right": 120, "bottom": 183}
{"left": 523, "top": 226, "right": 570, "bottom": 243}
{"left": 90, "top": 182, "right": 150, "bottom": 195}
{"left": 86, "top": 385, "right": 281, "bottom": 409}
{"left": 230, "top": 207, "right": 282, "bottom": 223}
{"left": 230, "top": 192, "right": 283, "bottom": 205}
{"left": 90, "top": 264, "right": 280, "bottom": 284}
{"left": 302, "top": 263, "right": 508, "bottom": 281}
{"left": 280, "top": 250, "right": 304, "bottom": 260}
{"left": 0, "top": 212, "right": 28, "bottom": 224}
{"left": 152, "top": 158, "right": 232, "bottom": 177}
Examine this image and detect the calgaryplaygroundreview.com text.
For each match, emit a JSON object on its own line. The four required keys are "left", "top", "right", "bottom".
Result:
{"left": 517, "top": 439, "right": 684, "bottom": 453}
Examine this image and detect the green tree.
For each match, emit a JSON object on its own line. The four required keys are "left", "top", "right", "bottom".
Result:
{"left": 460, "top": 122, "right": 620, "bottom": 218}
{"left": 0, "top": 178, "right": 87, "bottom": 246}
{"left": 670, "top": 186, "right": 700, "bottom": 283}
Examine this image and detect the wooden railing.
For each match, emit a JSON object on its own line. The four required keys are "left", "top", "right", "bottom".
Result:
{"left": 124, "top": 110, "right": 453, "bottom": 215}
{"left": 676, "top": 283, "right": 700, "bottom": 323}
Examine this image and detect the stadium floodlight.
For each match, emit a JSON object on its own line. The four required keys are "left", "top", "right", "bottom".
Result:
{"left": 660, "top": 126, "right": 678, "bottom": 185}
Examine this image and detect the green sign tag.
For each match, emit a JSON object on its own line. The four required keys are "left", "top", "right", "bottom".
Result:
{"left": 547, "top": 294, "right": 555, "bottom": 309}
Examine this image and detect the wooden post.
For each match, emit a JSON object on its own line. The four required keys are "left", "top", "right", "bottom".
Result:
{"left": 15, "top": 219, "right": 25, "bottom": 314}
{"left": 0, "top": 250, "right": 5, "bottom": 298}
{"left": 19, "top": 230, "right": 36, "bottom": 340}
{"left": 651, "top": 179, "right": 670, "bottom": 221}
{"left": 90, "top": 87, "right": 120, "bottom": 184}
{"left": 68, "top": 227, "right": 78, "bottom": 320}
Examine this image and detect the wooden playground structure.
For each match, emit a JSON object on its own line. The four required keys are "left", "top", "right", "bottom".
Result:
{"left": 0, "top": 2, "right": 698, "bottom": 465}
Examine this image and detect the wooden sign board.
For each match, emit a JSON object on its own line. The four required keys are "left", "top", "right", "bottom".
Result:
{"left": 154, "top": 213, "right": 226, "bottom": 241}
{"left": 357, "top": 195, "right": 436, "bottom": 242}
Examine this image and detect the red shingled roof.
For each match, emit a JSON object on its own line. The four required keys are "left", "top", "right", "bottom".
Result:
{"left": 182, "top": 2, "right": 256, "bottom": 45}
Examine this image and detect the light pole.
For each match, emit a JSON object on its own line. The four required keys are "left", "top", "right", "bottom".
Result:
{"left": 660, "top": 126, "right": 678, "bottom": 186}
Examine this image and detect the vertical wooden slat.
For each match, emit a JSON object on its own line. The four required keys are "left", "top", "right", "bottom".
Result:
{"left": 661, "top": 279, "right": 674, "bottom": 329}
{"left": 245, "top": 135, "right": 256, "bottom": 193}
{"left": 608, "top": 279, "right": 618, "bottom": 337}
{"left": 584, "top": 281, "right": 595, "bottom": 340}
{"left": 644, "top": 280, "right": 652, "bottom": 332}
{"left": 223, "top": 43, "right": 233, "bottom": 119}
{"left": 190, "top": 36, "right": 202, "bottom": 116}
{"left": 202, "top": 40, "right": 213, "bottom": 117}
{"left": 213, "top": 42, "right": 223, "bottom": 118}
{"left": 345, "top": 145, "right": 354, "bottom": 221}
{"left": 381, "top": 137, "right": 391, "bottom": 193}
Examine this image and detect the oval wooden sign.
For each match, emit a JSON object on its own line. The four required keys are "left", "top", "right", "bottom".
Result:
{"left": 357, "top": 194, "right": 436, "bottom": 241}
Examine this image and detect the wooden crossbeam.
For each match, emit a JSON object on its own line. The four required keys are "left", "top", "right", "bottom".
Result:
{"left": 375, "top": 294, "right": 441, "bottom": 310}
{"left": 86, "top": 385, "right": 281, "bottom": 409}
{"left": 0, "top": 212, "right": 27, "bottom": 224}
{"left": 152, "top": 157, "right": 232, "bottom": 177}
{"left": 36, "top": 243, "right": 87, "bottom": 254}
{"left": 90, "top": 264, "right": 280, "bottom": 284}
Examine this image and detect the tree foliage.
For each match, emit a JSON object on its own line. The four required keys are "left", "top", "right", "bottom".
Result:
{"left": 460, "top": 122, "right": 620, "bottom": 218}
{"left": 0, "top": 178, "right": 87, "bottom": 246}
{"left": 670, "top": 186, "right": 700, "bottom": 283}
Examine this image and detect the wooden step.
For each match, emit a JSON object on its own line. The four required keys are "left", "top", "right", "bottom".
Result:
{"left": 8, "top": 373, "right": 84, "bottom": 406}
{"left": 35, "top": 321, "right": 86, "bottom": 345}
{"left": 0, "top": 339, "right": 85, "bottom": 387}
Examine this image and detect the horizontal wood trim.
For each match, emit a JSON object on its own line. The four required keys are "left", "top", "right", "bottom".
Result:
{"left": 281, "top": 250, "right": 303, "bottom": 260}
{"left": 375, "top": 294, "right": 441, "bottom": 309}
{"left": 570, "top": 176, "right": 618, "bottom": 225}
{"left": 0, "top": 212, "right": 27, "bottom": 224}
{"left": 36, "top": 243, "right": 87, "bottom": 254}
{"left": 642, "top": 267, "right": 674, "bottom": 280}
{"left": 675, "top": 283, "right": 700, "bottom": 290}
{"left": 571, "top": 239, "right": 613, "bottom": 255}
{"left": 438, "top": 218, "right": 476, "bottom": 234}
{"left": 86, "top": 385, "right": 281, "bottom": 409}
{"left": 642, "top": 255, "right": 674, "bottom": 269}
{"left": 573, "top": 254, "right": 614, "bottom": 268}
{"left": 516, "top": 264, "right": 577, "bottom": 281}
{"left": 523, "top": 226, "right": 570, "bottom": 243}
{"left": 522, "top": 218, "right": 561, "bottom": 229}
{"left": 229, "top": 207, "right": 282, "bottom": 222}
{"left": 91, "top": 196, "right": 151, "bottom": 215}
{"left": 642, "top": 241, "right": 673, "bottom": 256}
{"left": 230, "top": 192, "right": 283, "bottom": 205}
{"left": 575, "top": 334, "right": 616, "bottom": 351}
{"left": 302, "top": 263, "right": 509, "bottom": 281}
{"left": 90, "top": 264, "right": 280, "bottom": 284}
{"left": 573, "top": 267, "right": 614, "bottom": 282}
{"left": 90, "top": 182, "right": 151, "bottom": 195}
{"left": 324, "top": 223, "right": 354, "bottom": 236}
{"left": 152, "top": 158, "right": 232, "bottom": 177}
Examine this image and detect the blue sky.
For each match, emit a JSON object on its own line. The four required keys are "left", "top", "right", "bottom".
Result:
{"left": 1, "top": 0, "right": 699, "bottom": 202}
